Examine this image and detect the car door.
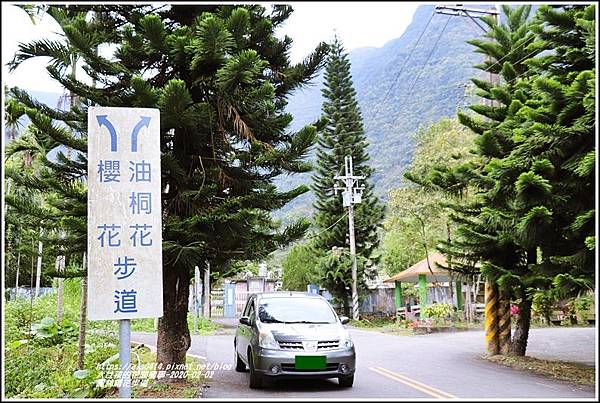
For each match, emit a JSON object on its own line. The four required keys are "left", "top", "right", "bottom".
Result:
{"left": 237, "top": 297, "right": 254, "bottom": 361}
{"left": 246, "top": 299, "right": 258, "bottom": 354}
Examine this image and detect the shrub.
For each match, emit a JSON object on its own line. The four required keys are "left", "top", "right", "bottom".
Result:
{"left": 421, "top": 303, "right": 453, "bottom": 319}
{"left": 532, "top": 290, "right": 557, "bottom": 324}
{"left": 571, "top": 294, "right": 593, "bottom": 320}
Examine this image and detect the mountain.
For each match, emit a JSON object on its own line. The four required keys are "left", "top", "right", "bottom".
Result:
{"left": 5, "top": 5, "right": 490, "bottom": 224}
{"left": 274, "top": 4, "right": 488, "bottom": 222}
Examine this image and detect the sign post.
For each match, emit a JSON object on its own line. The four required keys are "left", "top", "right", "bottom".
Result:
{"left": 87, "top": 107, "right": 163, "bottom": 398}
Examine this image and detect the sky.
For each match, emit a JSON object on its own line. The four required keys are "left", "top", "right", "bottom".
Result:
{"left": 1, "top": 2, "right": 420, "bottom": 94}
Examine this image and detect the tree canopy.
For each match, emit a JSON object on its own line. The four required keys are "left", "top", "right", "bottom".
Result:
{"left": 5, "top": 4, "right": 329, "bottom": 375}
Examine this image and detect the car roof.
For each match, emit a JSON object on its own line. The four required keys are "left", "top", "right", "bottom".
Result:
{"left": 254, "top": 291, "right": 323, "bottom": 299}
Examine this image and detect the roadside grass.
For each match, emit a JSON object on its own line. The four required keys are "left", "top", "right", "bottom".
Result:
{"left": 486, "top": 355, "right": 595, "bottom": 386}
{"left": 102, "top": 347, "right": 207, "bottom": 398}
{"left": 349, "top": 317, "right": 484, "bottom": 336}
{"left": 349, "top": 318, "right": 413, "bottom": 336}
{"left": 4, "top": 278, "right": 219, "bottom": 398}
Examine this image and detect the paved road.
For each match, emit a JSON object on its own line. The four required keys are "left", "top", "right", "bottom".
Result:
{"left": 131, "top": 326, "right": 596, "bottom": 399}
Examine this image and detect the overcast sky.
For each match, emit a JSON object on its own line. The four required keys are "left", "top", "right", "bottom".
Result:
{"left": 1, "top": 2, "right": 420, "bottom": 93}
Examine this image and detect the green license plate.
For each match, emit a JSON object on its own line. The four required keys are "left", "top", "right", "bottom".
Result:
{"left": 295, "top": 355, "right": 326, "bottom": 370}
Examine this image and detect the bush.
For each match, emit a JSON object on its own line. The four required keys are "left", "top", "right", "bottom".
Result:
{"left": 4, "top": 277, "right": 220, "bottom": 397}
{"left": 571, "top": 294, "right": 593, "bottom": 321}
{"left": 421, "top": 303, "right": 453, "bottom": 319}
{"left": 30, "top": 316, "right": 78, "bottom": 347}
{"left": 532, "top": 290, "right": 557, "bottom": 324}
{"left": 3, "top": 280, "right": 117, "bottom": 398}
{"left": 4, "top": 329, "right": 116, "bottom": 398}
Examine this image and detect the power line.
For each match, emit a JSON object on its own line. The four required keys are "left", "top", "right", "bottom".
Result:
{"left": 481, "top": 35, "right": 536, "bottom": 74}
{"left": 304, "top": 211, "right": 349, "bottom": 241}
{"left": 363, "top": 10, "right": 437, "bottom": 134}
{"left": 405, "top": 15, "right": 453, "bottom": 99}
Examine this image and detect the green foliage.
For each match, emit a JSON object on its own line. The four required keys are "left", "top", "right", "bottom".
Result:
{"left": 571, "top": 294, "right": 593, "bottom": 317}
{"left": 382, "top": 228, "right": 425, "bottom": 276}
{"left": 531, "top": 289, "right": 557, "bottom": 323}
{"left": 3, "top": 276, "right": 219, "bottom": 398}
{"left": 384, "top": 118, "right": 477, "bottom": 278}
{"left": 281, "top": 241, "right": 323, "bottom": 290}
{"left": 6, "top": 4, "right": 330, "bottom": 369}
{"left": 421, "top": 303, "right": 453, "bottom": 319}
{"left": 382, "top": 187, "right": 444, "bottom": 275}
{"left": 3, "top": 290, "right": 116, "bottom": 398}
{"left": 30, "top": 316, "right": 78, "bottom": 346}
{"left": 316, "top": 249, "right": 368, "bottom": 314}
{"left": 411, "top": 5, "right": 595, "bottom": 357}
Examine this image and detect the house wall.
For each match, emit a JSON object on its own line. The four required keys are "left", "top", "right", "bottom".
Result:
{"left": 235, "top": 282, "right": 247, "bottom": 294}
{"left": 361, "top": 288, "right": 396, "bottom": 315}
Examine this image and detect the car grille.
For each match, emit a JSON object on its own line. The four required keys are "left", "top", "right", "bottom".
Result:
{"left": 317, "top": 340, "right": 339, "bottom": 350}
{"left": 277, "top": 340, "right": 340, "bottom": 350}
{"left": 278, "top": 341, "right": 303, "bottom": 350}
{"left": 281, "top": 363, "right": 339, "bottom": 372}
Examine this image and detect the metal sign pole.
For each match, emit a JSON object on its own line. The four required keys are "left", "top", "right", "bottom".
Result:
{"left": 194, "top": 266, "right": 200, "bottom": 333}
{"left": 119, "top": 319, "right": 131, "bottom": 398}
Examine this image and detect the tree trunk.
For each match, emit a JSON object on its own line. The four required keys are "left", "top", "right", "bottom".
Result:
{"left": 465, "top": 279, "right": 472, "bottom": 323}
{"left": 15, "top": 252, "right": 21, "bottom": 297}
{"left": 35, "top": 228, "right": 43, "bottom": 298}
{"left": 509, "top": 296, "right": 532, "bottom": 356}
{"left": 157, "top": 267, "right": 191, "bottom": 383}
{"left": 56, "top": 232, "right": 66, "bottom": 323}
{"left": 474, "top": 274, "right": 481, "bottom": 301}
{"left": 342, "top": 293, "right": 350, "bottom": 317}
{"left": 77, "top": 273, "right": 88, "bottom": 370}
{"left": 498, "top": 288, "right": 511, "bottom": 355}
{"left": 509, "top": 248, "right": 536, "bottom": 356}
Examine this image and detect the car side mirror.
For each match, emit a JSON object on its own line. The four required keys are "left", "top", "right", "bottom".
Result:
{"left": 339, "top": 316, "right": 350, "bottom": 325}
{"left": 239, "top": 316, "right": 251, "bottom": 326}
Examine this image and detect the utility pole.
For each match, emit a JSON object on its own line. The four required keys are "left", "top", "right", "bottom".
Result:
{"left": 435, "top": 4, "right": 504, "bottom": 356}
{"left": 334, "top": 156, "right": 365, "bottom": 321}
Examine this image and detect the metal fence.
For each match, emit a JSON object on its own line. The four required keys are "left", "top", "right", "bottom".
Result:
{"left": 5, "top": 287, "right": 55, "bottom": 301}
{"left": 235, "top": 290, "right": 251, "bottom": 316}
{"left": 210, "top": 289, "right": 224, "bottom": 317}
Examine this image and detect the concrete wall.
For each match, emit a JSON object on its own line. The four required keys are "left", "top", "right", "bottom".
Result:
{"left": 361, "top": 288, "right": 396, "bottom": 314}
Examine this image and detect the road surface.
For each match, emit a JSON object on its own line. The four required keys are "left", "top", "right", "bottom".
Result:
{"left": 131, "top": 326, "right": 596, "bottom": 399}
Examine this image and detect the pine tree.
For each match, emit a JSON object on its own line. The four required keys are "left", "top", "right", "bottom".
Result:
{"left": 405, "top": 5, "right": 545, "bottom": 355}
{"left": 6, "top": 4, "right": 328, "bottom": 378}
{"left": 312, "top": 37, "right": 385, "bottom": 313}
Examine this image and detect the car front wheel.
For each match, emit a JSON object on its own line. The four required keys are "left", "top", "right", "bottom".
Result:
{"left": 339, "top": 374, "right": 354, "bottom": 387}
{"left": 234, "top": 344, "right": 246, "bottom": 372}
{"left": 248, "top": 350, "right": 263, "bottom": 389}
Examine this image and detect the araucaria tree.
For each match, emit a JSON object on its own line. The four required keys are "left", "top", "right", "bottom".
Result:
{"left": 7, "top": 4, "right": 328, "bottom": 378}
{"left": 410, "top": 4, "right": 595, "bottom": 356}
{"left": 312, "top": 37, "right": 385, "bottom": 313}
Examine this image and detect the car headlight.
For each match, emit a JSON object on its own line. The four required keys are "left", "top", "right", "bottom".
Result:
{"left": 340, "top": 336, "right": 354, "bottom": 349}
{"left": 258, "top": 330, "right": 280, "bottom": 349}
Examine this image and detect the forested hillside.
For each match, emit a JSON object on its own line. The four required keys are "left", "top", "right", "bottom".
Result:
{"left": 276, "top": 4, "right": 488, "bottom": 221}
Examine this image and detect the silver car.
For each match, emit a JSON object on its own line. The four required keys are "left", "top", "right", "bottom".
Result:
{"left": 234, "top": 292, "right": 356, "bottom": 389}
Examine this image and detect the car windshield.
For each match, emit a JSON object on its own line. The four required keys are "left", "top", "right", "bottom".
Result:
{"left": 257, "top": 297, "right": 338, "bottom": 324}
